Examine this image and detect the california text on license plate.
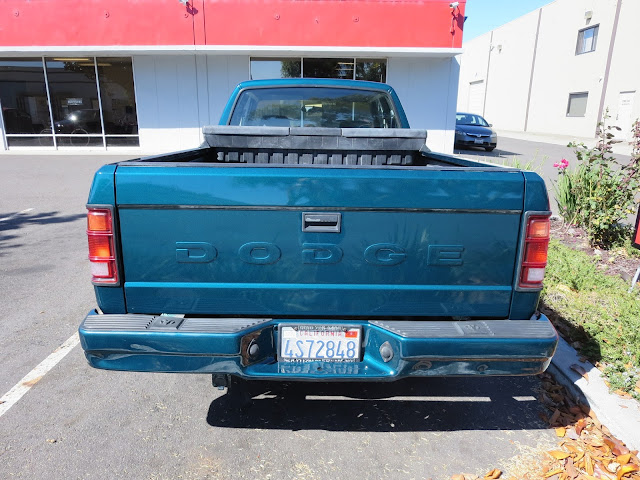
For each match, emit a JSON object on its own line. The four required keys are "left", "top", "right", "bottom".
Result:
{"left": 279, "top": 325, "right": 361, "bottom": 362}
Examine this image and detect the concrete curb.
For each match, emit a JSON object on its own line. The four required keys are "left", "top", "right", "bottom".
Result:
{"left": 549, "top": 336, "right": 640, "bottom": 450}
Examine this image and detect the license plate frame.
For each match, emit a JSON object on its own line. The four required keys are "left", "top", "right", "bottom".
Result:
{"left": 474, "top": 138, "right": 485, "bottom": 144}
{"left": 279, "top": 325, "right": 362, "bottom": 363}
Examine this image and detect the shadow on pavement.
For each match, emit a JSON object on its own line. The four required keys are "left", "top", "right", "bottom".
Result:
{"left": 206, "top": 376, "right": 549, "bottom": 432}
{"left": 0, "top": 210, "right": 85, "bottom": 254}
{"left": 0, "top": 210, "right": 85, "bottom": 232}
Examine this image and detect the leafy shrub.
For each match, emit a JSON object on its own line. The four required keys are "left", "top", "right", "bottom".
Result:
{"left": 553, "top": 113, "right": 639, "bottom": 248}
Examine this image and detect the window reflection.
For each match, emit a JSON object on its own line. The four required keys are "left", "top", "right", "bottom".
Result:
{"left": 0, "top": 58, "right": 52, "bottom": 142}
{"left": 1, "top": 57, "right": 140, "bottom": 148}
{"left": 251, "top": 58, "right": 301, "bottom": 80}
{"left": 97, "top": 58, "right": 138, "bottom": 135}
{"left": 45, "top": 58, "right": 103, "bottom": 137}
{"left": 356, "top": 59, "right": 387, "bottom": 83}
{"left": 250, "top": 57, "right": 387, "bottom": 83}
{"left": 303, "top": 58, "right": 354, "bottom": 79}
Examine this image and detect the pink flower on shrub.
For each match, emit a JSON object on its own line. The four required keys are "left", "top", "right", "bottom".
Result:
{"left": 553, "top": 158, "right": 569, "bottom": 170}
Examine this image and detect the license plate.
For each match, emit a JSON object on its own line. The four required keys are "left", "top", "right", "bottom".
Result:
{"left": 474, "top": 138, "right": 485, "bottom": 144}
{"left": 279, "top": 325, "right": 361, "bottom": 362}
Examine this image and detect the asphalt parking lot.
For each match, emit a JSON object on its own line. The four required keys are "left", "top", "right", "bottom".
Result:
{"left": 0, "top": 140, "right": 602, "bottom": 479}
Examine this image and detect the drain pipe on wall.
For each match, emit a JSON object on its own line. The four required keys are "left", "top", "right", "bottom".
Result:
{"left": 481, "top": 31, "right": 493, "bottom": 118}
{"left": 595, "top": 0, "right": 623, "bottom": 136}
{"left": 524, "top": 7, "right": 543, "bottom": 132}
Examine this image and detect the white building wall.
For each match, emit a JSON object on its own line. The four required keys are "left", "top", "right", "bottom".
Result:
{"left": 483, "top": 11, "right": 539, "bottom": 131}
{"left": 387, "top": 56, "right": 459, "bottom": 153}
{"left": 133, "top": 54, "right": 459, "bottom": 155}
{"left": 601, "top": 0, "right": 640, "bottom": 141}
{"left": 457, "top": 32, "right": 491, "bottom": 116}
{"left": 457, "top": 9, "right": 539, "bottom": 133}
{"left": 457, "top": 0, "right": 640, "bottom": 140}
{"left": 457, "top": 33, "right": 486, "bottom": 114}
{"left": 134, "top": 55, "right": 249, "bottom": 153}
{"left": 527, "top": 0, "right": 614, "bottom": 138}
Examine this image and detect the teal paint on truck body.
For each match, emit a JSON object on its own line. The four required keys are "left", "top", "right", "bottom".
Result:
{"left": 80, "top": 79, "right": 557, "bottom": 382}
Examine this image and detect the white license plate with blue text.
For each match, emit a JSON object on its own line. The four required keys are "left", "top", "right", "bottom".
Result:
{"left": 279, "top": 325, "right": 361, "bottom": 362}
{"left": 474, "top": 138, "right": 484, "bottom": 144}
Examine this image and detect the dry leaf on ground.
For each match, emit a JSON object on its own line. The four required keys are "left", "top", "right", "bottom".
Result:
{"left": 548, "top": 450, "right": 572, "bottom": 460}
{"left": 570, "top": 364, "right": 589, "bottom": 382}
{"left": 535, "top": 372, "right": 640, "bottom": 480}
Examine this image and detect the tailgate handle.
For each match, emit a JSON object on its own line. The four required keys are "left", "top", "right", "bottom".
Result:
{"left": 302, "top": 213, "right": 341, "bottom": 233}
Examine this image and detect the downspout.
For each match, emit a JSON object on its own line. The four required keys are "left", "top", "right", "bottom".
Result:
{"left": 595, "top": 0, "right": 623, "bottom": 135}
{"left": 482, "top": 31, "right": 493, "bottom": 117}
{"left": 524, "top": 8, "right": 543, "bottom": 132}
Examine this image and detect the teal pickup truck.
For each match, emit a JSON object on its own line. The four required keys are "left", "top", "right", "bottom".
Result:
{"left": 79, "top": 79, "right": 557, "bottom": 391}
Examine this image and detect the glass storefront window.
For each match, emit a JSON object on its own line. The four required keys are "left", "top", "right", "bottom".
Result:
{"left": 303, "top": 58, "right": 354, "bottom": 79}
{"left": 45, "top": 58, "right": 103, "bottom": 142}
{"left": 96, "top": 57, "right": 138, "bottom": 136}
{"left": 251, "top": 58, "right": 301, "bottom": 80}
{"left": 0, "top": 57, "right": 139, "bottom": 148}
{"left": 356, "top": 59, "right": 387, "bottom": 83}
{"left": 6, "top": 136, "right": 54, "bottom": 147}
{"left": 0, "top": 58, "right": 53, "bottom": 145}
{"left": 250, "top": 57, "right": 387, "bottom": 83}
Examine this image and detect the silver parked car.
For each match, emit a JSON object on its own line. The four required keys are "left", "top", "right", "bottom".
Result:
{"left": 455, "top": 112, "right": 497, "bottom": 152}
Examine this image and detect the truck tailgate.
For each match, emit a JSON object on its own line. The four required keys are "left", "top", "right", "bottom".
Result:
{"left": 115, "top": 165, "right": 524, "bottom": 318}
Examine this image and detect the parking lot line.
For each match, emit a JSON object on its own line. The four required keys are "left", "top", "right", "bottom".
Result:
{"left": 0, "top": 332, "right": 79, "bottom": 418}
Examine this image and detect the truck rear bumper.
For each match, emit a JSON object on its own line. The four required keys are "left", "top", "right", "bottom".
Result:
{"left": 79, "top": 311, "right": 558, "bottom": 380}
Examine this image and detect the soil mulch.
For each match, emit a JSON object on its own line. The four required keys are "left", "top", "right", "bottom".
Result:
{"left": 549, "top": 218, "right": 640, "bottom": 283}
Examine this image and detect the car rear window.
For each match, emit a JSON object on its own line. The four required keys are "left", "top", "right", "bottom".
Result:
{"left": 229, "top": 87, "right": 400, "bottom": 128}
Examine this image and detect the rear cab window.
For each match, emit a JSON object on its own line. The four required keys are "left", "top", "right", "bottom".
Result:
{"left": 229, "top": 86, "right": 400, "bottom": 128}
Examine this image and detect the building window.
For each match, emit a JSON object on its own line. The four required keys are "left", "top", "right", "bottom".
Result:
{"left": 576, "top": 25, "right": 598, "bottom": 55}
{"left": 45, "top": 58, "right": 105, "bottom": 146}
{"left": 96, "top": 58, "right": 139, "bottom": 146}
{"left": 303, "top": 58, "right": 355, "bottom": 80}
{"left": 0, "top": 59, "right": 54, "bottom": 147}
{"left": 250, "top": 58, "right": 301, "bottom": 80}
{"left": 250, "top": 58, "right": 387, "bottom": 83}
{"left": 567, "top": 92, "right": 588, "bottom": 117}
{"left": 0, "top": 57, "right": 138, "bottom": 148}
{"left": 356, "top": 60, "right": 387, "bottom": 83}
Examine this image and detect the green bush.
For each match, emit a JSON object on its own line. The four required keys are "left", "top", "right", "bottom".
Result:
{"left": 553, "top": 113, "right": 639, "bottom": 248}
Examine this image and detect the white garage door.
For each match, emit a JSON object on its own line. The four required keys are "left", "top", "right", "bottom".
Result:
{"left": 617, "top": 91, "right": 636, "bottom": 140}
{"left": 468, "top": 80, "right": 485, "bottom": 115}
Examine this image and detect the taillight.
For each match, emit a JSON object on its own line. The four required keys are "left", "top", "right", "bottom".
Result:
{"left": 518, "top": 214, "right": 550, "bottom": 289}
{"left": 87, "top": 207, "right": 119, "bottom": 285}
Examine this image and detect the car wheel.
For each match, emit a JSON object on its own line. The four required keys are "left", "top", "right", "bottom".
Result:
{"left": 485, "top": 147, "right": 495, "bottom": 152}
